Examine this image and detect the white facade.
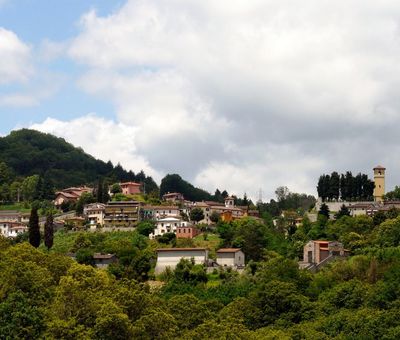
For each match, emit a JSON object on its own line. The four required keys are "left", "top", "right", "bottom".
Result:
{"left": 0, "top": 222, "right": 27, "bottom": 238}
{"left": 216, "top": 249, "right": 245, "bottom": 267}
{"left": 155, "top": 248, "right": 209, "bottom": 274}
{"left": 149, "top": 217, "right": 191, "bottom": 239}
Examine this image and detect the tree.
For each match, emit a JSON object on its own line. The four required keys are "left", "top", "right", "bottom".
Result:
{"left": 28, "top": 206, "right": 41, "bottom": 248}
{"left": 136, "top": 221, "right": 155, "bottom": 236}
{"left": 21, "top": 175, "right": 39, "bottom": 202}
{"left": 190, "top": 208, "right": 205, "bottom": 224}
{"left": 210, "top": 211, "right": 220, "bottom": 223}
{"left": 111, "top": 183, "right": 122, "bottom": 194}
{"left": 318, "top": 203, "right": 330, "bottom": 219}
{"left": 335, "top": 204, "right": 350, "bottom": 219}
{"left": 96, "top": 178, "right": 104, "bottom": 203}
{"left": 329, "top": 172, "right": 340, "bottom": 200}
{"left": 44, "top": 213, "right": 54, "bottom": 250}
{"left": 232, "top": 218, "right": 268, "bottom": 262}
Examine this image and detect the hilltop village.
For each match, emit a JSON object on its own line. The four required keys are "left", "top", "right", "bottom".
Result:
{"left": 3, "top": 132, "right": 400, "bottom": 337}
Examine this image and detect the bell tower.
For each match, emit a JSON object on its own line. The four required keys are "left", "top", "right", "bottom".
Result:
{"left": 373, "top": 165, "right": 386, "bottom": 202}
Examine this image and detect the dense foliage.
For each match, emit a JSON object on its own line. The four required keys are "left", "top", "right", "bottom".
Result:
{"left": 257, "top": 186, "right": 316, "bottom": 218}
{"left": 317, "top": 171, "right": 374, "bottom": 201}
{"left": 0, "top": 129, "right": 158, "bottom": 192}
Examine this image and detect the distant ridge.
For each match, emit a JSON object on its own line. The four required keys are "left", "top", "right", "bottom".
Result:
{"left": 0, "top": 129, "right": 158, "bottom": 191}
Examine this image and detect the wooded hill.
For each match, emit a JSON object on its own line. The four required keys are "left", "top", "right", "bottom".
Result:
{"left": 0, "top": 129, "right": 158, "bottom": 191}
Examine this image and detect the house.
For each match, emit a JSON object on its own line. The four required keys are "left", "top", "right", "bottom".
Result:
{"left": 84, "top": 203, "right": 105, "bottom": 228}
{"left": 54, "top": 187, "right": 93, "bottom": 207}
{"left": 216, "top": 248, "right": 245, "bottom": 268}
{"left": 155, "top": 248, "right": 209, "bottom": 274}
{"left": 149, "top": 217, "right": 192, "bottom": 239}
{"left": 162, "top": 192, "right": 184, "bottom": 203}
{"left": 104, "top": 201, "right": 140, "bottom": 227}
{"left": 93, "top": 253, "right": 118, "bottom": 269}
{"left": 176, "top": 226, "right": 201, "bottom": 239}
{"left": 8, "top": 224, "right": 28, "bottom": 238}
{"left": 120, "top": 182, "right": 141, "bottom": 195}
{"left": 0, "top": 221, "right": 27, "bottom": 238}
{"left": 0, "top": 210, "right": 22, "bottom": 223}
{"left": 142, "top": 205, "right": 181, "bottom": 220}
{"left": 300, "top": 240, "right": 349, "bottom": 271}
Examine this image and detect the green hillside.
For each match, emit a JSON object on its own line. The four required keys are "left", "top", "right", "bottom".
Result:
{"left": 0, "top": 129, "right": 158, "bottom": 191}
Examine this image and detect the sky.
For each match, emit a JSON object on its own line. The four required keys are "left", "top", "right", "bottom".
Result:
{"left": 1, "top": 0, "right": 400, "bottom": 201}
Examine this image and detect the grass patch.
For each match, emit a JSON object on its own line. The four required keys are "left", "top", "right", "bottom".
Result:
{"left": 0, "top": 203, "right": 31, "bottom": 213}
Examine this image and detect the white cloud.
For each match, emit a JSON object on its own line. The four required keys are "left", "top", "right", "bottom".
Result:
{"left": 29, "top": 115, "right": 162, "bottom": 182}
{"left": 65, "top": 1, "right": 400, "bottom": 199}
{"left": 0, "top": 27, "right": 33, "bottom": 84}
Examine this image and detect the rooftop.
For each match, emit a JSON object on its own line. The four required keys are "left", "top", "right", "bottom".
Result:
{"left": 157, "top": 248, "right": 207, "bottom": 252}
{"left": 217, "top": 248, "right": 242, "bottom": 253}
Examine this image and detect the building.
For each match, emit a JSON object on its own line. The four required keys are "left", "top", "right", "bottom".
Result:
{"left": 120, "top": 182, "right": 141, "bottom": 195}
{"left": 0, "top": 210, "right": 22, "bottom": 223}
{"left": 373, "top": 165, "right": 386, "bottom": 202}
{"left": 54, "top": 187, "right": 92, "bottom": 207}
{"left": 142, "top": 205, "right": 181, "bottom": 220}
{"left": 84, "top": 203, "right": 105, "bottom": 228}
{"left": 348, "top": 202, "right": 380, "bottom": 216}
{"left": 149, "top": 217, "right": 192, "bottom": 239}
{"left": 162, "top": 192, "right": 184, "bottom": 203}
{"left": 176, "top": 226, "right": 201, "bottom": 239}
{"left": 216, "top": 248, "right": 245, "bottom": 268}
{"left": 0, "top": 221, "right": 27, "bottom": 238}
{"left": 155, "top": 248, "right": 209, "bottom": 274}
{"left": 300, "top": 240, "right": 349, "bottom": 271}
{"left": 104, "top": 201, "right": 140, "bottom": 227}
{"left": 93, "top": 253, "right": 118, "bottom": 269}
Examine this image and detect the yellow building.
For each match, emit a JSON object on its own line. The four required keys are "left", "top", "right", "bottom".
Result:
{"left": 373, "top": 165, "right": 386, "bottom": 202}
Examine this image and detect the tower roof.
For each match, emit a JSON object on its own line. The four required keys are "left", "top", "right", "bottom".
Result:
{"left": 374, "top": 165, "right": 386, "bottom": 170}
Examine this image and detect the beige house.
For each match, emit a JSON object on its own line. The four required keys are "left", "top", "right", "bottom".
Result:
{"left": 216, "top": 248, "right": 245, "bottom": 268}
{"left": 54, "top": 187, "right": 92, "bottom": 207}
{"left": 84, "top": 203, "right": 105, "bottom": 228}
{"left": 155, "top": 248, "right": 208, "bottom": 274}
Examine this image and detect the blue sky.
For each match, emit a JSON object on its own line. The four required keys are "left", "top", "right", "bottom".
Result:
{"left": 0, "top": 0, "right": 118, "bottom": 134}
{"left": 1, "top": 0, "right": 399, "bottom": 199}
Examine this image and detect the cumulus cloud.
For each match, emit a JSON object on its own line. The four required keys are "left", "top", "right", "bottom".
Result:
{"left": 30, "top": 115, "right": 161, "bottom": 181}
{"left": 64, "top": 0, "right": 400, "bottom": 199}
{"left": 0, "top": 27, "right": 33, "bottom": 84}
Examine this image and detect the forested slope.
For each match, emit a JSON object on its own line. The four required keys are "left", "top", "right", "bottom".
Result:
{"left": 0, "top": 129, "right": 158, "bottom": 191}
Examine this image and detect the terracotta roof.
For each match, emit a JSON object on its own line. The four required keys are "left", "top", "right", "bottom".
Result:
{"left": 157, "top": 248, "right": 207, "bottom": 252}
{"left": 120, "top": 182, "right": 141, "bottom": 186}
{"left": 217, "top": 248, "right": 242, "bottom": 253}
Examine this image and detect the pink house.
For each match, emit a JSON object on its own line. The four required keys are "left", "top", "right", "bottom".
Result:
{"left": 120, "top": 182, "right": 141, "bottom": 195}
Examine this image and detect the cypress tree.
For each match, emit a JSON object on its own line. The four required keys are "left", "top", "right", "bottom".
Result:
{"left": 102, "top": 181, "right": 110, "bottom": 203}
{"left": 96, "top": 178, "right": 103, "bottom": 203}
{"left": 318, "top": 203, "right": 330, "bottom": 219}
{"left": 44, "top": 213, "right": 54, "bottom": 250}
{"left": 28, "top": 206, "right": 41, "bottom": 248}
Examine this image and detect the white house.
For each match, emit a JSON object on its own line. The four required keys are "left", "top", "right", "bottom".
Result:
{"left": 216, "top": 248, "right": 245, "bottom": 268}
{"left": 0, "top": 222, "right": 28, "bottom": 238}
{"left": 149, "top": 217, "right": 192, "bottom": 239}
{"left": 155, "top": 248, "right": 209, "bottom": 274}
